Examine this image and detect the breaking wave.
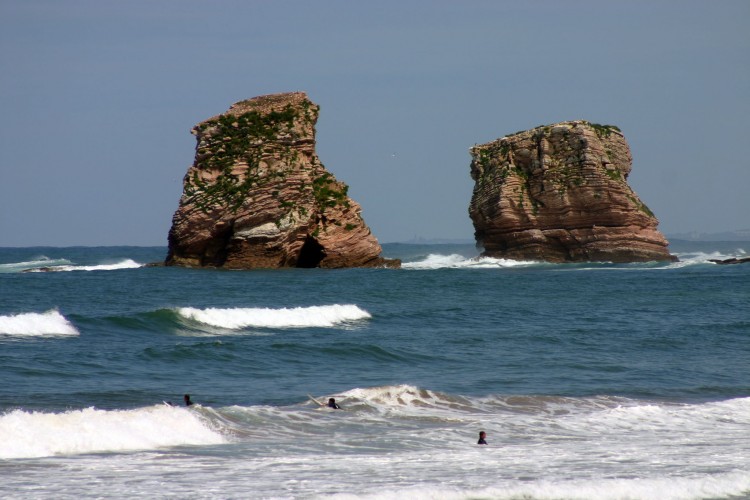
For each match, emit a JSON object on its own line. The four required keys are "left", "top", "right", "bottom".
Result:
{"left": 670, "top": 249, "right": 748, "bottom": 268}
{"left": 1, "top": 258, "right": 143, "bottom": 273}
{"left": 0, "top": 256, "right": 72, "bottom": 274}
{"left": 0, "top": 310, "right": 79, "bottom": 336}
{"left": 175, "top": 304, "right": 372, "bottom": 330}
{"left": 403, "top": 250, "right": 750, "bottom": 271}
{"left": 0, "top": 405, "right": 226, "bottom": 458}
{"left": 401, "top": 247, "right": 750, "bottom": 271}
{"left": 402, "top": 254, "right": 537, "bottom": 270}
{"left": 5, "top": 384, "right": 748, "bottom": 499}
{"left": 34, "top": 259, "right": 142, "bottom": 272}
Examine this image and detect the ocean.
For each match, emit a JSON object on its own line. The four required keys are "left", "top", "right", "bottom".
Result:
{"left": 0, "top": 241, "right": 748, "bottom": 499}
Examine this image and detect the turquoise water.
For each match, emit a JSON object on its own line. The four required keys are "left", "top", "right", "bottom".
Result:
{"left": 1, "top": 242, "right": 749, "bottom": 499}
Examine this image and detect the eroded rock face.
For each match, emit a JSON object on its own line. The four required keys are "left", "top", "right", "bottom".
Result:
{"left": 469, "top": 121, "right": 675, "bottom": 263}
{"left": 166, "top": 92, "right": 397, "bottom": 269}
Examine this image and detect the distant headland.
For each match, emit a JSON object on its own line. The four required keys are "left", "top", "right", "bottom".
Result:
{"left": 667, "top": 229, "right": 750, "bottom": 242}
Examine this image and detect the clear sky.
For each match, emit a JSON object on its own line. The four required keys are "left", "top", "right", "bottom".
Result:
{"left": 1, "top": 1, "right": 748, "bottom": 246}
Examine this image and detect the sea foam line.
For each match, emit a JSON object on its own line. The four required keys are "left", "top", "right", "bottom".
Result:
{"left": 38, "top": 259, "right": 143, "bottom": 272}
{"left": 0, "top": 258, "right": 142, "bottom": 273}
{"left": 0, "top": 309, "right": 79, "bottom": 336}
{"left": 176, "top": 304, "right": 372, "bottom": 329}
{"left": 0, "top": 257, "right": 72, "bottom": 273}
{"left": 402, "top": 254, "right": 536, "bottom": 270}
{"left": 329, "top": 471, "right": 750, "bottom": 500}
{"left": 0, "top": 405, "right": 226, "bottom": 459}
{"left": 669, "top": 249, "right": 748, "bottom": 269}
{"left": 404, "top": 250, "right": 750, "bottom": 271}
{"left": 332, "top": 385, "right": 750, "bottom": 427}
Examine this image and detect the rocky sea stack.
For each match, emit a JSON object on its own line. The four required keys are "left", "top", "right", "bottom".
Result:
{"left": 469, "top": 121, "right": 675, "bottom": 263}
{"left": 166, "top": 92, "right": 398, "bottom": 269}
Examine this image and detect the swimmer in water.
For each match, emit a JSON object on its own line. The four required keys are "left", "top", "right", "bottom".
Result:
{"left": 477, "top": 431, "right": 487, "bottom": 445}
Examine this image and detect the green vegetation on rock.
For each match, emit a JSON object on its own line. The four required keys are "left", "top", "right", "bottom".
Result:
{"left": 585, "top": 122, "right": 622, "bottom": 139}
{"left": 312, "top": 172, "right": 350, "bottom": 210}
{"left": 184, "top": 104, "right": 301, "bottom": 213}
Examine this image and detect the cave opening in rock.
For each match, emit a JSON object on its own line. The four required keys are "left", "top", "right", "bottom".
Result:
{"left": 296, "top": 236, "right": 326, "bottom": 268}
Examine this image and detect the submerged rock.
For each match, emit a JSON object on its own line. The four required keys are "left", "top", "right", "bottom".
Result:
{"left": 708, "top": 257, "right": 750, "bottom": 265}
{"left": 166, "top": 92, "right": 398, "bottom": 269}
{"left": 469, "top": 121, "right": 675, "bottom": 263}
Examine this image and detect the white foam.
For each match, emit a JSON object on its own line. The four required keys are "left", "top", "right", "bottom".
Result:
{"left": 578, "top": 397, "right": 750, "bottom": 434}
{"left": 341, "top": 384, "right": 442, "bottom": 406}
{"left": 402, "top": 253, "right": 536, "bottom": 270}
{"left": 402, "top": 250, "right": 750, "bottom": 271}
{"left": 315, "top": 394, "right": 750, "bottom": 500}
{"left": 49, "top": 259, "right": 143, "bottom": 272}
{"left": 668, "top": 250, "right": 748, "bottom": 268}
{"left": 0, "top": 257, "right": 72, "bottom": 273}
{"left": 3, "top": 394, "right": 749, "bottom": 498}
{"left": 332, "top": 384, "right": 482, "bottom": 420}
{"left": 0, "top": 258, "right": 142, "bottom": 273}
{"left": 329, "top": 471, "right": 750, "bottom": 500}
{"left": 0, "top": 309, "right": 79, "bottom": 336}
{"left": 176, "top": 304, "right": 372, "bottom": 329}
{"left": 0, "top": 405, "right": 227, "bottom": 458}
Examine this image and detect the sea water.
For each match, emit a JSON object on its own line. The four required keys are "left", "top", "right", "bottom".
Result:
{"left": 0, "top": 241, "right": 748, "bottom": 499}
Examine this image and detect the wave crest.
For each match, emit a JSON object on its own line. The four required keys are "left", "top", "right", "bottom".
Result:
{"left": 176, "top": 304, "right": 371, "bottom": 330}
{"left": 0, "top": 310, "right": 79, "bottom": 336}
{"left": 670, "top": 249, "right": 748, "bottom": 268}
{"left": 40, "top": 259, "right": 143, "bottom": 272}
{"left": 0, "top": 257, "right": 73, "bottom": 274}
{"left": 0, "top": 405, "right": 227, "bottom": 458}
{"left": 403, "top": 254, "right": 536, "bottom": 270}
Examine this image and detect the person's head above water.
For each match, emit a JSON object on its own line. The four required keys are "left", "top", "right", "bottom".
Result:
{"left": 184, "top": 394, "right": 193, "bottom": 406}
{"left": 478, "top": 431, "right": 487, "bottom": 444}
{"left": 327, "top": 397, "right": 340, "bottom": 409}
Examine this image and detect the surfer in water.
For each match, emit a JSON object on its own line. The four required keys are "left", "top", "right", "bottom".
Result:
{"left": 327, "top": 397, "right": 341, "bottom": 409}
{"left": 477, "top": 431, "right": 487, "bottom": 445}
{"left": 184, "top": 394, "right": 194, "bottom": 406}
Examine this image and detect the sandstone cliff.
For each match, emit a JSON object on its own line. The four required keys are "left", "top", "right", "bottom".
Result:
{"left": 166, "top": 92, "right": 397, "bottom": 269}
{"left": 469, "top": 121, "right": 675, "bottom": 262}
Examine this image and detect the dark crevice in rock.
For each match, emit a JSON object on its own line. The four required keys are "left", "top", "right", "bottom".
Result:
{"left": 296, "top": 236, "right": 326, "bottom": 268}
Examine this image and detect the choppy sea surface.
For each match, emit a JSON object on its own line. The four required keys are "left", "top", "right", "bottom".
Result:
{"left": 1, "top": 241, "right": 748, "bottom": 500}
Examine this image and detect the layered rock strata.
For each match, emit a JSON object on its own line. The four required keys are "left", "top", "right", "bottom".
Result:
{"left": 469, "top": 121, "right": 675, "bottom": 262}
{"left": 166, "top": 92, "right": 397, "bottom": 269}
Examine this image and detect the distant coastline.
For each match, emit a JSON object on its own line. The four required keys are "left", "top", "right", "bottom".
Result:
{"left": 3, "top": 231, "right": 750, "bottom": 249}
{"left": 384, "top": 238, "right": 475, "bottom": 245}
{"left": 389, "top": 230, "right": 750, "bottom": 245}
{"left": 666, "top": 229, "right": 750, "bottom": 242}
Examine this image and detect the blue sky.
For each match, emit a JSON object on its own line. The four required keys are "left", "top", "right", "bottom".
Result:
{"left": 1, "top": 1, "right": 748, "bottom": 246}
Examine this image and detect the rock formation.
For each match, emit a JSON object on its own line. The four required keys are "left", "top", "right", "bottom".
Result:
{"left": 469, "top": 121, "right": 675, "bottom": 262}
{"left": 709, "top": 257, "right": 750, "bottom": 265}
{"left": 166, "top": 92, "right": 398, "bottom": 269}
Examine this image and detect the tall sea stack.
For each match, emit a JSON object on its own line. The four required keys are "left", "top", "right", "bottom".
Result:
{"left": 166, "top": 92, "right": 397, "bottom": 269}
{"left": 469, "top": 121, "right": 675, "bottom": 263}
